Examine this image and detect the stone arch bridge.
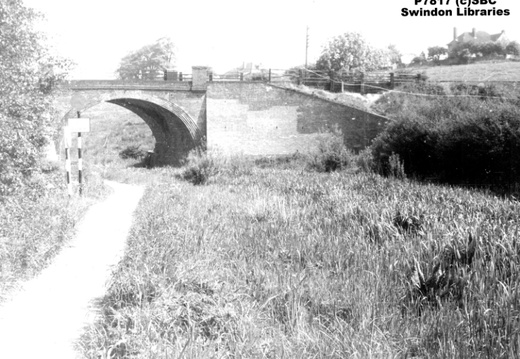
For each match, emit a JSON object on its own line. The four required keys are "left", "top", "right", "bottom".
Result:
{"left": 56, "top": 67, "right": 388, "bottom": 166}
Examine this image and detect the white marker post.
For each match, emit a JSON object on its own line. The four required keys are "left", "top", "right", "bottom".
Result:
{"left": 78, "top": 131, "right": 83, "bottom": 195}
{"left": 67, "top": 115, "right": 90, "bottom": 196}
{"left": 63, "top": 126, "right": 72, "bottom": 196}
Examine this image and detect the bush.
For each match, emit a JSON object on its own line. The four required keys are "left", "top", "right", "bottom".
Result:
{"left": 354, "top": 148, "right": 375, "bottom": 173}
{"left": 118, "top": 145, "right": 147, "bottom": 160}
{"left": 372, "top": 115, "right": 440, "bottom": 178}
{"left": 180, "top": 147, "right": 223, "bottom": 185}
{"left": 372, "top": 83, "right": 520, "bottom": 189}
{"left": 307, "top": 127, "right": 353, "bottom": 172}
{"left": 0, "top": 1, "right": 69, "bottom": 196}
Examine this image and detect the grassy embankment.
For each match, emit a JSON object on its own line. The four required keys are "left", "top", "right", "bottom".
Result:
{"left": 79, "top": 153, "right": 520, "bottom": 358}
{"left": 402, "top": 61, "right": 520, "bottom": 82}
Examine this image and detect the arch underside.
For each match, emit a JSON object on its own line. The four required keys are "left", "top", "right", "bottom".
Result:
{"left": 107, "top": 98, "right": 197, "bottom": 166}
{"left": 63, "top": 89, "right": 204, "bottom": 165}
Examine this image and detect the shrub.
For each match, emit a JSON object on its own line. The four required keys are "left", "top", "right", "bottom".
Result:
{"left": 372, "top": 83, "right": 520, "bottom": 189}
{"left": 307, "top": 126, "right": 353, "bottom": 172}
{"left": 180, "top": 147, "right": 223, "bottom": 185}
{"left": 0, "top": 0, "right": 69, "bottom": 195}
{"left": 371, "top": 115, "right": 440, "bottom": 178}
{"left": 118, "top": 145, "right": 147, "bottom": 160}
{"left": 354, "top": 148, "right": 376, "bottom": 173}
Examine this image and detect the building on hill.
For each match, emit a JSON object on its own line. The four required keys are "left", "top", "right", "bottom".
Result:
{"left": 447, "top": 27, "right": 508, "bottom": 52}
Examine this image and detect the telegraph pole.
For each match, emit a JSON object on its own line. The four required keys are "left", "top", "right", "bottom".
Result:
{"left": 305, "top": 25, "right": 309, "bottom": 70}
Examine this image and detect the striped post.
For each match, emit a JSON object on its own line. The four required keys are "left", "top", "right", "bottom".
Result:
{"left": 78, "top": 132, "right": 83, "bottom": 195}
{"left": 63, "top": 126, "right": 72, "bottom": 196}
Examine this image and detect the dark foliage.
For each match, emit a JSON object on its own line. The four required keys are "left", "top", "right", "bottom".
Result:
{"left": 372, "top": 83, "right": 520, "bottom": 190}
{"left": 405, "top": 234, "right": 477, "bottom": 312}
{"left": 119, "top": 145, "right": 147, "bottom": 160}
{"left": 393, "top": 211, "right": 424, "bottom": 235}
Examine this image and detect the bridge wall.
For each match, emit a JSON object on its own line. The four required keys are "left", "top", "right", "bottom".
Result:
{"left": 56, "top": 80, "right": 388, "bottom": 165}
{"left": 206, "top": 82, "right": 387, "bottom": 155}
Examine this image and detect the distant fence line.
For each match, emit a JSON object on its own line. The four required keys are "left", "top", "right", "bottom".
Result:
{"left": 132, "top": 67, "right": 520, "bottom": 95}
{"left": 293, "top": 69, "right": 430, "bottom": 94}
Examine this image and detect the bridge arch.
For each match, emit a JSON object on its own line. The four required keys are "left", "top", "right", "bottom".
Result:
{"left": 65, "top": 92, "right": 203, "bottom": 166}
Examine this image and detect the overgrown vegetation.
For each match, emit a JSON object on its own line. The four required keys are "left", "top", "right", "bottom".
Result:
{"left": 0, "top": 0, "right": 108, "bottom": 298}
{"left": 371, "top": 82, "right": 520, "bottom": 191}
{"left": 119, "top": 145, "right": 147, "bottom": 160}
{"left": 180, "top": 128, "right": 355, "bottom": 186}
{"left": 0, "top": 0, "right": 70, "bottom": 195}
{"left": 80, "top": 160, "right": 520, "bottom": 358}
{"left": 306, "top": 128, "right": 354, "bottom": 172}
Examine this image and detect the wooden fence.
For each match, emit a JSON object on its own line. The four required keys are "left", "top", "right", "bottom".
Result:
{"left": 295, "top": 69, "right": 427, "bottom": 94}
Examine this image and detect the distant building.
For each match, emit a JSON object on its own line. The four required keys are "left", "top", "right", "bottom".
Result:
{"left": 222, "top": 62, "right": 264, "bottom": 79}
{"left": 447, "top": 27, "right": 508, "bottom": 52}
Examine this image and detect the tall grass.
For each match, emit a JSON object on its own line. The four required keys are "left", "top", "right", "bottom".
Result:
{"left": 80, "top": 162, "right": 520, "bottom": 358}
{"left": 0, "top": 167, "right": 108, "bottom": 300}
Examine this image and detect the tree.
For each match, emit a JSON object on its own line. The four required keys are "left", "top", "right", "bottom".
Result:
{"left": 0, "top": 0, "right": 69, "bottom": 195}
{"left": 448, "top": 42, "right": 474, "bottom": 63}
{"left": 315, "top": 32, "right": 389, "bottom": 76}
{"left": 410, "top": 52, "right": 427, "bottom": 66}
{"left": 505, "top": 41, "right": 520, "bottom": 56}
{"left": 427, "top": 46, "right": 447, "bottom": 63}
{"left": 116, "top": 38, "right": 176, "bottom": 80}
{"left": 387, "top": 44, "right": 403, "bottom": 68}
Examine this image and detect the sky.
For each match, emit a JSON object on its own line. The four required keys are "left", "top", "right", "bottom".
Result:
{"left": 22, "top": 0, "right": 520, "bottom": 79}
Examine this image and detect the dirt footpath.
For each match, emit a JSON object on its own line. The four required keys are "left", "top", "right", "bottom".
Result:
{"left": 0, "top": 181, "right": 144, "bottom": 359}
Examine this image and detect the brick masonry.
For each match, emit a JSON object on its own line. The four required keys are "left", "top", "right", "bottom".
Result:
{"left": 57, "top": 80, "right": 388, "bottom": 165}
{"left": 206, "top": 82, "right": 388, "bottom": 155}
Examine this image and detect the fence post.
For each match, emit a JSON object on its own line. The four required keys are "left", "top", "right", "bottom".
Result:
{"left": 390, "top": 72, "right": 395, "bottom": 89}
{"left": 360, "top": 72, "right": 365, "bottom": 95}
{"left": 163, "top": 70, "right": 167, "bottom": 81}
{"left": 209, "top": 72, "right": 213, "bottom": 82}
{"left": 179, "top": 72, "right": 183, "bottom": 81}
{"left": 240, "top": 72, "right": 244, "bottom": 81}
{"left": 268, "top": 69, "right": 272, "bottom": 83}
{"left": 416, "top": 73, "right": 422, "bottom": 82}
{"left": 298, "top": 69, "right": 303, "bottom": 85}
